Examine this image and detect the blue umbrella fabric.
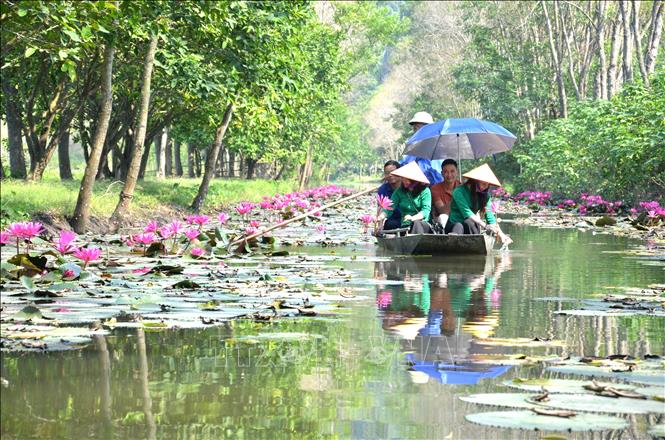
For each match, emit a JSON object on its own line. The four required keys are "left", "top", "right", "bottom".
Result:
{"left": 404, "top": 118, "right": 517, "bottom": 161}
{"left": 400, "top": 156, "right": 443, "bottom": 185}
{"left": 405, "top": 354, "right": 512, "bottom": 385}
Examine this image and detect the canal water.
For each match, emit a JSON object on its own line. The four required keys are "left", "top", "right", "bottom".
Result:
{"left": 2, "top": 222, "right": 663, "bottom": 439}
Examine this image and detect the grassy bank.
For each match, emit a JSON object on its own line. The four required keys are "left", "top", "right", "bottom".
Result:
{"left": 0, "top": 176, "right": 297, "bottom": 226}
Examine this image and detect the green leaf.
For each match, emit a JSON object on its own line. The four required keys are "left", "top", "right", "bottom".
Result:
{"left": 20, "top": 275, "right": 36, "bottom": 292}
{"left": 24, "top": 47, "right": 37, "bottom": 58}
{"left": 62, "top": 29, "right": 81, "bottom": 42}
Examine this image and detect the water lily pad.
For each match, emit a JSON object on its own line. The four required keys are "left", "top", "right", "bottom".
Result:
{"left": 465, "top": 410, "right": 628, "bottom": 432}
{"left": 648, "top": 424, "right": 665, "bottom": 438}
{"left": 541, "top": 393, "right": 665, "bottom": 415}
{"left": 460, "top": 393, "right": 539, "bottom": 409}
{"left": 502, "top": 378, "right": 635, "bottom": 394}
{"left": 546, "top": 363, "right": 665, "bottom": 386}
{"left": 474, "top": 337, "right": 565, "bottom": 347}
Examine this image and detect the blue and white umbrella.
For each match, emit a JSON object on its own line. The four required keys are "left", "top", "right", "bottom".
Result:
{"left": 404, "top": 118, "right": 517, "bottom": 180}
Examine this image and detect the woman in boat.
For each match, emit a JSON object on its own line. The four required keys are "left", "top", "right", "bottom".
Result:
{"left": 377, "top": 160, "right": 402, "bottom": 231}
{"left": 445, "top": 164, "right": 512, "bottom": 245}
{"left": 377, "top": 161, "right": 432, "bottom": 234}
{"left": 429, "top": 158, "right": 460, "bottom": 231}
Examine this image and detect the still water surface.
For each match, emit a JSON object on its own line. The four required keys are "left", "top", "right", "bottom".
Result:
{"left": 2, "top": 223, "right": 663, "bottom": 439}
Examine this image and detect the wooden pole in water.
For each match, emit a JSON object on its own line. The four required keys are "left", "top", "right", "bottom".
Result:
{"left": 229, "top": 185, "right": 380, "bottom": 249}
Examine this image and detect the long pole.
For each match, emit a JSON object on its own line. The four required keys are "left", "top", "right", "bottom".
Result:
{"left": 229, "top": 185, "right": 380, "bottom": 249}
{"left": 457, "top": 133, "right": 462, "bottom": 182}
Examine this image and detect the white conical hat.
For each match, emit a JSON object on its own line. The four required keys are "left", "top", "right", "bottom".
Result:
{"left": 390, "top": 161, "right": 430, "bottom": 185}
{"left": 408, "top": 111, "right": 434, "bottom": 125}
{"left": 462, "top": 163, "right": 501, "bottom": 187}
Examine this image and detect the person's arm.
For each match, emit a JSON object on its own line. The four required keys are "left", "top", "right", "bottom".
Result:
{"left": 484, "top": 197, "right": 512, "bottom": 244}
{"left": 404, "top": 188, "right": 431, "bottom": 222}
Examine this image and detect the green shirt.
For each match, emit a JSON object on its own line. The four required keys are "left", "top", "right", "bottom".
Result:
{"left": 449, "top": 185, "right": 496, "bottom": 225}
{"left": 384, "top": 187, "right": 432, "bottom": 227}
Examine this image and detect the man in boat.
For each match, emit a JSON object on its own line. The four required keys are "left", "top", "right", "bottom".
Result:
{"left": 377, "top": 160, "right": 402, "bottom": 231}
{"left": 377, "top": 161, "right": 433, "bottom": 234}
{"left": 429, "top": 159, "right": 460, "bottom": 233}
{"left": 403, "top": 111, "right": 444, "bottom": 178}
{"left": 445, "top": 163, "right": 512, "bottom": 245}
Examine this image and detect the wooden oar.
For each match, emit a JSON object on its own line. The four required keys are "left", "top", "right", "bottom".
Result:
{"left": 228, "top": 185, "right": 380, "bottom": 250}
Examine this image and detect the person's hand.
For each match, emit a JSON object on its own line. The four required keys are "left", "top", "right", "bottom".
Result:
{"left": 404, "top": 214, "right": 413, "bottom": 222}
{"left": 499, "top": 233, "right": 513, "bottom": 246}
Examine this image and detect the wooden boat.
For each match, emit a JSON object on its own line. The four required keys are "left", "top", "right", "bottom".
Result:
{"left": 376, "top": 231, "right": 495, "bottom": 255}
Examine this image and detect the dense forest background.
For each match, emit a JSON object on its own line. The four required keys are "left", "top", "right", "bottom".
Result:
{"left": 1, "top": 1, "right": 663, "bottom": 214}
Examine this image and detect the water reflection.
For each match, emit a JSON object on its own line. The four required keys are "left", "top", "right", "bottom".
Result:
{"left": 375, "top": 254, "right": 515, "bottom": 385}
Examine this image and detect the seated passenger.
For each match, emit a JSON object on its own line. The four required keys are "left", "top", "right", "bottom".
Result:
{"left": 377, "top": 161, "right": 432, "bottom": 234}
{"left": 445, "top": 164, "right": 512, "bottom": 245}
{"left": 377, "top": 160, "right": 402, "bottom": 231}
{"left": 429, "top": 159, "right": 460, "bottom": 231}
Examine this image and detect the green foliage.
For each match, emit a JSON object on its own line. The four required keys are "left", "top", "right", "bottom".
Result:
{"left": 515, "top": 71, "right": 665, "bottom": 202}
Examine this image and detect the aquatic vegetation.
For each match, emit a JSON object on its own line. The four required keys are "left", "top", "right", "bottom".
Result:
{"left": 465, "top": 410, "right": 628, "bottom": 432}
{"left": 3, "top": 221, "right": 43, "bottom": 253}
{"left": 217, "top": 212, "right": 230, "bottom": 224}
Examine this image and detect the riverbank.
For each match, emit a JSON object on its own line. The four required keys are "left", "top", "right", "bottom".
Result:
{"left": 0, "top": 177, "right": 299, "bottom": 233}
{"left": 499, "top": 201, "right": 665, "bottom": 244}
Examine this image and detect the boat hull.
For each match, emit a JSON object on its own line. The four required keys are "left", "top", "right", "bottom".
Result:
{"left": 376, "top": 233, "right": 494, "bottom": 255}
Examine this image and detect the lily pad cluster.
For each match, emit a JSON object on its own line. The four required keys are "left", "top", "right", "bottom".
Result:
{"left": 0, "top": 186, "right": 384, "bottom": 352}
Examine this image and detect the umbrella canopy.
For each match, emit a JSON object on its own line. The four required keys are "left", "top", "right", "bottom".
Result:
{"left": 404, "top": 118, "right": 517, "bottom": 161}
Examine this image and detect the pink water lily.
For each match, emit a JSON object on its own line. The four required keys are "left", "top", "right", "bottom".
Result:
{"left": 235, "top": 202, "right": 254, "bottom": 216}
{"left": 217, "top": 212, "right": 230, "bottom": 224}
{"left": 184, "top": 228, "right": 200, "bottom": 241}
{"left": 54, "top": 230, "right": 77, "bottom": 255}
{"left": 186, "top": 215, "right": 209, "bottom": 227}
{"left": 5, "top": 221, "right": 43, "bottom": 253}
{"left": 249, "top": 220, "right": 261, "bottom": 228}
{"left": 73, "top": 247, "right": 102, "bottom": 269}
{"left": 62, "top": 269, "right": 76, "bottom": 279}
{"left": 133, "top": 232, "right": 156, "bottom": 245}
{"left": 0, "top": 231, "right": 10, "bottom": 245}
{"left": 245, "top": 226, "right": 258, "bottom": 235}
{"left": 316, "top": 224, "right": 326, "bottom": 233}
{"left": 190, "top": 247, "right": 205, "bottom": 258}
{"left": 144, "top": 220, "right": 159, "bottom": 233}
{"left": 132, "top": 267, "right": 152, "bottom": 275}
{"left": 360, "top": 214, "right": 375, "bottom": 233}
{"left": 376, "top": 195, "right": 393, "bottom": 211}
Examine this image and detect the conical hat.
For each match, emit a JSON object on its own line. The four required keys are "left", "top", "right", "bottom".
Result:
{"left": 462, "top": 163, "right": 501, "bottom": 187}
{"left": 390, "top": 161, "right": 430, "bottom": 185}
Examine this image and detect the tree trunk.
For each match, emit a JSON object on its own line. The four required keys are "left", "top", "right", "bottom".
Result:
{"left": 174, "top": 140, "right": 183, "bottom": 176}
{"left": 110, "top": 35, "right": 159, "bottom": 231}
{"left": 275, "top": 163, "right": 286, "bottom": 180}
{"left": 597, "top": 1, "right": 608, "bottom": 99}
{"left": 608, "top": 10, "right": 623, "bottom": 98}
{"left": 645, "top": 1, "right": 663, "bottom": 76}
{"left": 71, "top": 41, "right": 115, "bottom": 233}
{"left": 191, "top": 103, "right": 234, "bottom": 212}
{"left": 631, "top": 1, "right": 648, "bottom": 86}
{"left": 194, "top": 149, "right": 202, "bottom": 177}
{"left": 154, "top": 129, "right": 164, "bottom": 179}
{"left": 246, "top": 158, "right": 256, "bottom": 179}
{"left": 620, "top": 0, "right": 634, "bottom": 83}
{"left": 187, "top": 143, "right": 195, "bottom": 177}
{"left": 2, "top": 81, "right": 27, "bottom": 179}
{"left": 165, "top": 137, "right": 173, "bottom": 177}
{"left": 138, "top": 137, "right": 151, "bottom": 180}
{"left": 542, "top": 1, "right": 568, "bottom": 118}
{"left": 298, "top": 144, "right": 313, "bottom": 191}
{"left": 228, "top": 151, "right": 235, "bottom": 177}
{"left": 58, "top": 131, "right": 73, "bottom": 180}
